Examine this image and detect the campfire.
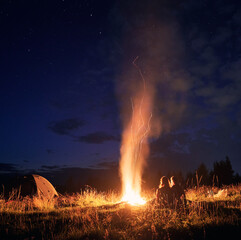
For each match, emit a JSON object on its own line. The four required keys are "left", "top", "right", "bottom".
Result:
{"left": 119, "top": 58, "right": 155, "bottom": 206}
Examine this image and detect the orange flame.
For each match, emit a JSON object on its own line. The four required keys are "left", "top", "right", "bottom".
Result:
{"left": 119, "top": 61, "right": 153, "bottom": 205}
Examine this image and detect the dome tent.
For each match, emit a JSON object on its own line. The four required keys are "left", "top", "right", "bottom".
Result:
{"left": 18, "top": 174, "right": 58, "bottom": 199}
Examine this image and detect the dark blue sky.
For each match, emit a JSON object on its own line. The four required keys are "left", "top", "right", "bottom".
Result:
{"left": 1, "top": 0, "right": 241, "bottom": 175}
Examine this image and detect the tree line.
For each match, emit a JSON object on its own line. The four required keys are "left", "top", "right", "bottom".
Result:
{"left": 185, "top": 156, "right": 241, "bottom": 187}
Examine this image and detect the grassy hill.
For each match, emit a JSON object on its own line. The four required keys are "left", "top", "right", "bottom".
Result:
{"left": 0, "top": 185, "right": 241, "bottom": 239}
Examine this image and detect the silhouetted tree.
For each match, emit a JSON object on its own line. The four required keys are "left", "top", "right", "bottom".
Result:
{"left": 233, "top": 173, "right": 241, "bottom": 184}
{"left": 186, "top": 171, "right": 195, "bottom": 187}
{"left": 211, "top": 156, "right": 234, "bottom": 186}
{"left": 196, "top": 163, "right": 210, "bottom": 185}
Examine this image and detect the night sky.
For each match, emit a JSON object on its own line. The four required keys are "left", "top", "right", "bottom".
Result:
{"left": 1, "top": 0, "right": 241, "bottom": 175}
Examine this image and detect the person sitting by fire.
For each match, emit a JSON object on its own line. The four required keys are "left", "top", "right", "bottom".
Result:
{"left": 170, "top": 176, "right": 186, "bottom": 208}
{"left": 156, "top": 176, "right": 172, "bottom": 207}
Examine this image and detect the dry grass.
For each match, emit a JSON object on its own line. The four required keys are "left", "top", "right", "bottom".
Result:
{"left": 0, "top": 185, "right": 241, "bottom": 239}
{"left": 186, "top": 184, "right": 241, "bottom": 202}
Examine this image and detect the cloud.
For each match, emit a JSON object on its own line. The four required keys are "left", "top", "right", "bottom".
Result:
{"left": 222, "top": 59, "right": 241, "bottom": 85}
{"left": 148, "top": 124, "right": 241, "bottom": 174}
{"left": 41, "top": 165, "right": 61, "bottom": 170}
{"left": 0, "top": 163, "right": 19, "bottom": 172}
{"left": 194, "top": 57, "right": 241, "bottom": 112}
{"left": 190, "top": 46, "right": 219, "bottom": 77}
{"left": 176, "top": 0, "right": 240, "bottom": 126}
{"left": 48, "top": 118, "right": 85, "bottom": 135}
{"left": 74, "top": 131, "right": 120, "bottom": 144}
{"left": 109, "top": 0, "right": 241, "bottom": 146}
{"left": 89, "top": 161, "right": 118, "bottom": 169}
{"left": 196, "top": 84, "right": 240, "bottom": 110}
{"left": 191, "top": 36, "right": 208, "bottom": 51}
{"left": 232, "top": 8, "right": 241, "bottom": 26}
{"left": 150, "top": 133, "right": 191, "bottom": 157}
{"left": 211, "top": 27, "right": 232, "bottom": 45}
{"left": 46, "top": 149, "right": 54, "bottom": 154}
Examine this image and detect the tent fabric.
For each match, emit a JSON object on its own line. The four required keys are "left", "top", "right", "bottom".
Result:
{"left": 12, "top": 174, "right": 58, "bottom": 199}
{"left": 20, "top": 175, "right": 37, "bottom": 197}
{"left": 32, "top": 174, "right": 58, "bottom": 199}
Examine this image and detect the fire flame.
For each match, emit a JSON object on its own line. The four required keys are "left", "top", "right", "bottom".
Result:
{"left": 119, "top": 59, "right": 153, "bottom": 206}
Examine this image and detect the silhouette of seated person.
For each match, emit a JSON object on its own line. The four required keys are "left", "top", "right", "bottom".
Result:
{"left": 156, "top": 176, "right": 172, "bottom": 207}
{"left": 170, "top": 176, "right": 186, "bottom": 208}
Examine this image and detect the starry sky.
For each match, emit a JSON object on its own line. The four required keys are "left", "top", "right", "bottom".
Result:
{"left": 1, "top": 0, "right": 241, "bottom": 175}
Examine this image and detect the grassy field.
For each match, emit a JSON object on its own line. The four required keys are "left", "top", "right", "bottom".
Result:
{"left": 0, "top": 185, "right": 241, "bottom": 239}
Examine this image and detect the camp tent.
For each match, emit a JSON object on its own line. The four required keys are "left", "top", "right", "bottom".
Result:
{"left": 17, "top": 174, "right": 58, "bottom": 199}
